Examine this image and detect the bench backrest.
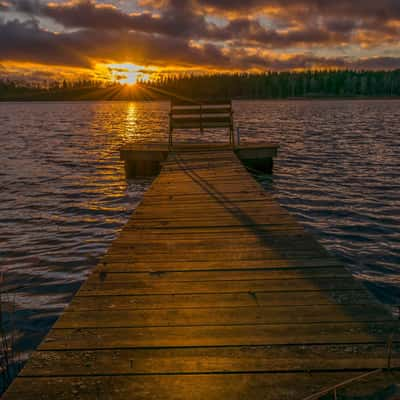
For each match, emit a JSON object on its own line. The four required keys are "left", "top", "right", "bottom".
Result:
{"left": 168, "top": 99, "right": 234, "bottom": 145}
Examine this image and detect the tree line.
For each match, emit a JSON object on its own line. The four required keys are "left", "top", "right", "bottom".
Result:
{"left": 145, "top": 70, "right": 400, "bottom": 100}
{"left": 1, "top": 70, "right": 400, "bottom": 101}
{"left": 0, "top": 79, "right": 120, "bottom": 100}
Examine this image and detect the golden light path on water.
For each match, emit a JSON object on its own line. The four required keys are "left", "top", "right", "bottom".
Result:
{"left": 125, "top": 103, "right": 140, "bottom": 141}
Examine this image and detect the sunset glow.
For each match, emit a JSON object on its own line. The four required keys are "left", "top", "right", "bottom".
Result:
{"left": 1, "top": 0, "right": 400, "bottom": 82}
{"left": 108, "top": 63, "right": 154, "bottom": 85}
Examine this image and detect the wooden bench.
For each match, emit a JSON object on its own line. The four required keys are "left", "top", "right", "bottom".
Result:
{"left": 168, "top": 99, "right": 234, "bottom": 146}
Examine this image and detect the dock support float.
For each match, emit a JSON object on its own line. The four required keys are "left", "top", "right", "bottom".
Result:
{"left": 119, "top": 143, "right": 279, "bottom": 178}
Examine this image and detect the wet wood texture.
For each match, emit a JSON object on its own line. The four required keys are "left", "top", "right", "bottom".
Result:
{"left": 4, "top": 148, "right": 399, "bottom": 399}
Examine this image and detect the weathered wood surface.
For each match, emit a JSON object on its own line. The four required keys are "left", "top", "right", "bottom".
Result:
{"left": 5, "top": 147, "right": 399, "bottom": 399}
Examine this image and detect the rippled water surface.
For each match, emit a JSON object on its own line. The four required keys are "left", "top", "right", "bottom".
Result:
{"left": 0, "top": 100, "right": 399, "bottom": 364}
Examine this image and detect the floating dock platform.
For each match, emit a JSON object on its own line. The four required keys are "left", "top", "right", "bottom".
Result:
{"left": 4, "top": 145, "right": 400, "bottom": 399}
{"left": 120, "top": 143, "right": 279, "bottom": 177}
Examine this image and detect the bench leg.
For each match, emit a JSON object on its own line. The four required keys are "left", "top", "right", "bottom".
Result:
{"left": 168, "top": 129, "right": 173, "bottom": 147}
{"left": 230, "top": 126, "right": 234, "bottom": 147}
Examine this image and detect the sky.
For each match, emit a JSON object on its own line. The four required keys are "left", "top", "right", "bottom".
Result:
{"left": 1, "top": 0, "right": 400, "bottom": 82}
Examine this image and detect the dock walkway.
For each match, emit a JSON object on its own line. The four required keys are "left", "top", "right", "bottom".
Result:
{"left": 4, "top": 147, "right": 399, "bottom": 399}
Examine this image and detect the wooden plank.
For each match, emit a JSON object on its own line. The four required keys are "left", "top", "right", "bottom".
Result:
{"left": 97, "top": 258, "right": 344, "bottom": 272}
{"left": 102, "top": 253, "right": 333, "bottom": 264}
{"left": 105, "top": 246, "right": 329, "bottom": 257}
{"left": 109, "top": 237, "right": 326, "bottom": 248}
{"left": 108, "top": 240, "right": 327, "bottom": 253}
{"left": 133, "top": 206, "right": 286, "bottom": 215}
{"left": 133, "top": 204, "right": 289, "bottom": 214}
{"left": 172, "top": 122, "right": 232, "bottom": 129}
{"left": 21, "top": 344, "right": 400, "bottom": 376}
{"left": 128, "top": 213, "right": 297, "bottom": 222}
{"left": 122, "top": 223, "right": 300, "bottom": 231}
{"left": 171, "top": 115, "right": 232, "bottom": 121}
{"left": 68, "top": 290, "right": 378, "bottom": 311}
{"left": 116, "top": 226, "right": 306, "bottom": 237}
{"left": 116, "top": 228, "right": 307, "bottom": 237}
{"left": 137, "top": 195, "right": 272, "bottom": 203}
{"left": 6, "top": 372, "right": 400, "bottom": 400}
{"left": 141, "top": 187, "right": 265, "bottom": 197}
{"left": 171, "top": 108, "right": 232, "bottom": 115}
{"left": 77, "top": 278, "right": 363, "bottom": 296}
{"left": 39, "top": 322, "right": 399, "bottom": 350}
{"left": 113, "top": 233, "right": 314, "bottom": 245}
{"left": 113, "top": 231, "right": 316, "bottom": 244}
{"left": 121, "top": 224, "right": 304, "bottom": 234}
{"left": 54, "top": 305, "right": 393, "bottom": 329}
{"left": 172, "top": 99, "right": 231, "bottom": 105}
{"left": 87, "top": 267, "right": 351, "bottom": 283}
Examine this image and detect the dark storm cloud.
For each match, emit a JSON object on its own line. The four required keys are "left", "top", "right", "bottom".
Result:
{"left": 210, "top": 18, "right": 352, "bottom": 47}
{"left": 2, "top": 17, "right": 400, "bottom": 72}
{"left": 9, "top": 0, "right": 209, "bottom": 37}
{"left": 12, "top": 0, "right": 41, "bottom": 13}
{"left": 353, "top": 57, "right": 400, "bottom": 70}
{"left": 324, "top": 18, "right": 358, "bottom": 34}
{"left": 0, "top": 19, "right": 91, "bottom": 67}
{"left": 7, "top": 0, "right": 400, "bottom": 50}
{"left": 198, "top": 0, "right": 400, "bottom": 19}
{"left": 0, "top": 0, "right": 362, "bottom": 49}
{"left": 231, "top": 52, "right": 344, "bottom": 70}
{"left": 0, "top": 17, "right": 229, "bottom": 68}
{"left": 141, "top": 0, "right": 400, "bottom": 24}
{"left": 151, "top": 0, "right": 400, "bottom": 41}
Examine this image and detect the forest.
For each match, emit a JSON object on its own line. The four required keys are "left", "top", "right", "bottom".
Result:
{"left": 1, "top": 70, "right": 400, "bottom": 101}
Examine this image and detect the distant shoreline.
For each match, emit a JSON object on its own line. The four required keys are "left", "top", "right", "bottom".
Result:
{"left": 3, "top": 70, "right": 400, "bottom": 103}
{"left": 1, "top": 96, "right": 400, "bottom": 102}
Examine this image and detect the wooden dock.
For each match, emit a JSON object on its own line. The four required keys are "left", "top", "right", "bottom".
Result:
{"left": 4, "top": 146, "right": 400, "bottom": 399}
{"left": 119, "top": 143, "right": 279, "bottom": 178}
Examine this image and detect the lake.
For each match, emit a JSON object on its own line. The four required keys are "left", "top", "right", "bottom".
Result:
{"left": 0, "top": 99, "right": 399, "bottom": 366}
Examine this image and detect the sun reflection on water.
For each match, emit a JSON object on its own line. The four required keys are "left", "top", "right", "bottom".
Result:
{"left": 125, "top": 103, "right": 139, "bottom": 142}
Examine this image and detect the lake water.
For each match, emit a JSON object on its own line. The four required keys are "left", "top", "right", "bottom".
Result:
{"left": 0, "top": 99, "right": 399, "bottom": 369}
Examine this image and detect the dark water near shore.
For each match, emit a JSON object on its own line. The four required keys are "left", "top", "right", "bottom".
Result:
{"left": 0, "top": 99, "right": 399, "bottom": 365}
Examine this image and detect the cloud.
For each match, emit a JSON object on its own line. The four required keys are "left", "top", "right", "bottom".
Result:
{"left": 2, "top": 17, "right": 400, "bottom": 74}
{"left": 353, "top": 57, "right": 400, "bottom": 70}
{"left": 0, "top": 1, "right": 11, "bottom": 10}
{"left": 10, "top": 0, "right": 209, "bottom": 38}
{"left": 197, "top": 0, "right": 400, "bottom": 20}
{"left": 1, "top": 0, "right": 400, "bottom": 80}
{"left": 0, "top": 19, "right": 91, "bottom": 67}
{"left": 209, "top": 18, "right": 353, "bottom": 48}
{"left": 0, "top": 18, "right": 229, "bottom": 69}
{"left": 7, "top": 0, "right": 399, "bottom": 50}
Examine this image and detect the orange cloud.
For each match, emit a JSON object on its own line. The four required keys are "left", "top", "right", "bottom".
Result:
{"left": 1, "top": 0, "right": 400, "bottom": 82}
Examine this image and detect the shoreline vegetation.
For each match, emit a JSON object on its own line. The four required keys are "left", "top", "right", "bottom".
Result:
{"left": 1, "top": 70, "right": 400, "bottom": 101}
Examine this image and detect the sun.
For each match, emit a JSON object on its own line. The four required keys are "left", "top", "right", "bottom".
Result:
{"left": 107, "top": 63, "right": 154, "bottom": 85}
{"left": 123, "top": 71, "right": 140, "bottom": 85}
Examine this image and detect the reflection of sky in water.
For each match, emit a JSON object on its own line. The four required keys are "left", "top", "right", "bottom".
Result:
{"left": 0, "top": 99, "right": 399, "bottom": 365}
